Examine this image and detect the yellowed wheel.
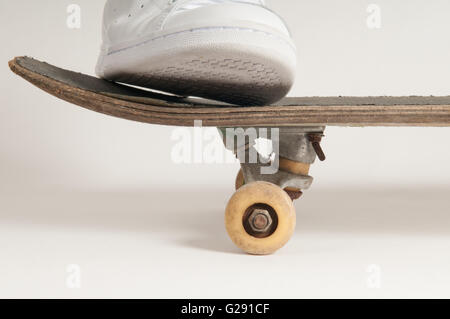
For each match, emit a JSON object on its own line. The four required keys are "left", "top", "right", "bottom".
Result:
{"left": 235, "top": 169, "right": 245, "bottom": 190}
{"left": 225, "top": 181, "right": 296, "bottom": 255}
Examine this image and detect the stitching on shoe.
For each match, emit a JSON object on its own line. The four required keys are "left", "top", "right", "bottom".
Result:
{"left": 106, "top": 26, "right": 295, "bottom": 56}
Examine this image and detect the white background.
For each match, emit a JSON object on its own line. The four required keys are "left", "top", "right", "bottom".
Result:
{"left": 1, "top": 0, "right": 449, "bottom": 298}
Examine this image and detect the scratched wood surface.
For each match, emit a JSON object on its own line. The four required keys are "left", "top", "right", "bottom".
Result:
{"left": 9, "top": 56, "right": 450, "bottom": 127}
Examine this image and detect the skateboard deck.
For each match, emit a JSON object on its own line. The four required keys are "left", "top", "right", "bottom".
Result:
{"left": 8, "top": 56, "right": 450, "bottom": 127}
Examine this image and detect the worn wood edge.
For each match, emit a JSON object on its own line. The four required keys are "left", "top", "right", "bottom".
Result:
{"left": 8, "top": 57, "right": 450, "bottom": 127}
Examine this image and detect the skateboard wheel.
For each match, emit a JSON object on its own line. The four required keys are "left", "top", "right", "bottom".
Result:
{"left": 235, "top": 169, "right": 245, "bottom": 190}
{"left": 225, "top": 181, "right": 296, "bottom": 255}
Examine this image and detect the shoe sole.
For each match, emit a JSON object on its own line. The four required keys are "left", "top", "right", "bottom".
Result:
{"left": 97, "top": 27, "right": 297, "bottom": 106}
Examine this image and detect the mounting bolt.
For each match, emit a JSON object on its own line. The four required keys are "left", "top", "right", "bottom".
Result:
{"left": 308, "top": 133, "right": 326, "bottom": 161}
{"left": 248, "top": 209, "right": 273, "bottom": 233}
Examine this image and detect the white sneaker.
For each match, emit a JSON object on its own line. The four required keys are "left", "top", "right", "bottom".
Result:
{"left": 96, "top": 0, "right": 297, "bottom": 105}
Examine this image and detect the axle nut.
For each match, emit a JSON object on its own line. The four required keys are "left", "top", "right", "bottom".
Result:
{"left": 248, "top": 209, "right": 273, "bottom": 233}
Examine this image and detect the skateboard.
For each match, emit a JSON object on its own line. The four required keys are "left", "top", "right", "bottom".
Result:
{"left": 9, "top": 56, "right": 450, "bottom": 255}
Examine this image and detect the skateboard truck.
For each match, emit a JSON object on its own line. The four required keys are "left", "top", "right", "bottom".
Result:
{"left": 220, "top": 126, "right": 325, "bottom": 254}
